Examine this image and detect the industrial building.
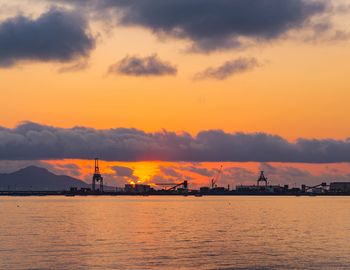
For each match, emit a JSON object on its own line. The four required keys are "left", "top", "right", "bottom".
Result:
{"left": 235, "top": 184, "right": 288, "bottom": 193}
{"left": 124, "top": 184, "right": 152, "bottom": 193}
{"left": 235, "top": 171, "right": 288, "bottom": 194}
{"left": 329, "top": 182, "right": 350, "bottom": 193}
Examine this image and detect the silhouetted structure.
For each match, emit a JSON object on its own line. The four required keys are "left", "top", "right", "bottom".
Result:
{"left": 330, "top": 182, "right": 350, "bottom": 193}
{"left": 301, "top": 182, "right": 328, "bottom": 193}
{"left": 155, "top": 181, "right": 188, "bottom": 191}
{"left": 4, "top": 165, "right": 350, "bottom": 197}
{"left": 124, "top": 184, "right": 152, "bottom": 193}
{"left": 257, "top": 171, "right": 268, "bottom": 187}
{"left": 211, "top": 165, "right": 223, "bottom": 189}
{"left": 92, "top": 158, "right": 103, "bottom": 192}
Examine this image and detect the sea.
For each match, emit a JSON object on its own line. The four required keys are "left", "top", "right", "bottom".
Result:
{"left": 0, "top": 196, "right": 350, "bottom": 270}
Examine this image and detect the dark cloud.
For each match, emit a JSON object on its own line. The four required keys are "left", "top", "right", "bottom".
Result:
{"left": 59, "top": 0, "right": 330, "bottom": 52}
{"left": 259, "top": 162, "right": 311, "bottom": 179}
{"left": 41, "top": 162, "right": 82, "bottom": 177}
{"left": 181, "top": 166, "right": 212, "bottom": 177}
{"left": 58, "top": 61, "right": 89, "bottom": 73}
{"left": 108, "top": 54, "right": 177, "bottom": 76}
{"left": 109, "top": 165, "right": 139, "bottom": 185}
{"left": 2, "top": 122, "right": 350, "bottom": 163}
{"left": 194, "top": 57, "right": 260, "bottom": 80}
{"left": 159, "top": 166, "right": 182, "bottom": 178}
{"left": 0, "top": 8, "right": 95, "bottom": 67}
{"left": 149, "top": 174, "right": 177, "bottom": 185}
{"left": 217, "top": 167, "right": 257, "bottom": 186}
{"left": 111, "top": 166, "right": 134, "bottom": 178}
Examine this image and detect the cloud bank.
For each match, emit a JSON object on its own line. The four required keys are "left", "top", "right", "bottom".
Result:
{"left": 1, "top": 122, "right": 350, "bottom": 163}
{"left": 0, "top": 8, "right": 95, "bottom": 67}
{"left": 60, "top": 0, "right": 330, "bottom": 52}
{"left": 108, "top": 55, "right": 177, "bottom": 76}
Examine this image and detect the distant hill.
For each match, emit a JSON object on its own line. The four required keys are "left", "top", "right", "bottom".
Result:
{"left": 0, "top": 166, "right": 90, "bottom": 191}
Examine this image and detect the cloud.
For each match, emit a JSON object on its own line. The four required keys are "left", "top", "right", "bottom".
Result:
{"left": 108, "top": 54, "right": 177, "bottom": 76}
{"left": 2, "top": 122, "right": 350, "bottom": 163}
{"left": 159, "top": 166, "right": 182, "bottom": 178}
{"left": 58, "top": 0, "right": 330, "bottom": 52}
{"left": 149, "top": 174, "right": 177, "bottom": 185}
{"left": 0, "top": 8, "right": 95, "bottom": 67}
{"left": 111, "top": 166, "right": 135, "bottom": 178}
{"left": 259, "top": 162, "right": 311, "bottom": 180}
{"left": 58, "top": 61, "right": 89, "bottom": 73}
{"left": 41, "top": 162, "right": 82, "bottom": 177}
{"left": 194, "top": 57, "right": 260, "bottom": 80}
{"left": 334, "top": 3, "right": 350, "bottom": 14}
{"left": 181, "top": 165, "right": 212, "bottom": 177}
{"left": 109, "top": 165, "right": 139, "bottom": 185}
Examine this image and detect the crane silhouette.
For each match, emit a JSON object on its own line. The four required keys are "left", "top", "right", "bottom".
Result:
{"left": 92, "top": 158, "right": 103, "bottom": 192}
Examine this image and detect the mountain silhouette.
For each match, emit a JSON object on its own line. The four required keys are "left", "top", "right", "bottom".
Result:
{"left": 0, "top": 166, "right": 90, "bottom": 191}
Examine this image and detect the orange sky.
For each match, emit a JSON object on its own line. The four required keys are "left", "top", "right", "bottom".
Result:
{"left": 39, "top": 159, "right": 350, "bottom": 188}
{"left": 0, "top": 0, "right": 349, "bottom": 140}
{"left": 1, "top": 1, "right": 350, "bottom": 186}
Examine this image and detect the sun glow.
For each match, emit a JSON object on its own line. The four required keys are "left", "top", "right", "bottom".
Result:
{"left": 40, "top": 159, "right": 350, "bottom": 189}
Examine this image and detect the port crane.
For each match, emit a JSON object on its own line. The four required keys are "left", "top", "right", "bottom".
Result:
{"left": 257, "top": 171, "right": 268, "bottom": 187}
{"left": 211, "top": 165, "right": 223, "bottom": 189}
{"left": 155, "top": 180, "right": 188, "bottom": 191}
{"left": 92, "top": 158, "right": 104, "bottom": 192}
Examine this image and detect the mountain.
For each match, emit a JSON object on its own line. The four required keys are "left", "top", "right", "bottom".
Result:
{"left": 0, "top": 166, "right": 90, "bottom": 191}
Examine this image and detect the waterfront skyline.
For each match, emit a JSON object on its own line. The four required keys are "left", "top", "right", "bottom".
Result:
{"left": 1, "top": 0, "right": 350, "bottom": 187}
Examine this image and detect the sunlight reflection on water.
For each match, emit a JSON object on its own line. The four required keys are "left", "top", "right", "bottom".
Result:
{"left": 0, "top": 196, "right": 350, "bottom": 269}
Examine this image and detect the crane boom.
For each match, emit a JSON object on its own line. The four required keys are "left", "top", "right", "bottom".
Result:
{"left": 155, "top": 181, "right": 188, "bottom": 191}
{"left": 211, "top": 165, "right": 223, "bottom": 189}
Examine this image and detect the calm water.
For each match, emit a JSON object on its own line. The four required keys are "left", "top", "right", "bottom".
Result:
{"left": 0, "top": 196, "right": 350, "bottom": 270}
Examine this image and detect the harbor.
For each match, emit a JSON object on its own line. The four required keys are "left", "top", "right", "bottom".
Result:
{"left": 2, "top": 161, "right": 350, "bottom": 196}
{"left": 83, "top": 159, "right": 350, "bottom": 196}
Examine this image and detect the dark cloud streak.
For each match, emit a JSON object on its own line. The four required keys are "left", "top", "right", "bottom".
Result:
{"left": 1, "top": 122, "right": 350, "bottom": 163}
{"left": 194, "top": 57, "right": 260, "bottom": 80}
{"left": 108, "top": 54, "right": 177, "bottom": 76}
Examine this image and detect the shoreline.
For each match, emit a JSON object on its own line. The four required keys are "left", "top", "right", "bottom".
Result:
{"left": 1, "top": 191, "right": 350, "bottom": 197}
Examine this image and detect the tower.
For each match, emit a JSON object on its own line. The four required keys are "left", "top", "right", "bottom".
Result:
{"left": 92, "top": 158, "right": 103, "bottom": 192}
{"left": 257, "top": 171, "right": 268, "bottom": 187}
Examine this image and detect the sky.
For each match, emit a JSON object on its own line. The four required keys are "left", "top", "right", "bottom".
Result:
{"left": 1, "top": 0, "right": 350, "bottom": 188}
